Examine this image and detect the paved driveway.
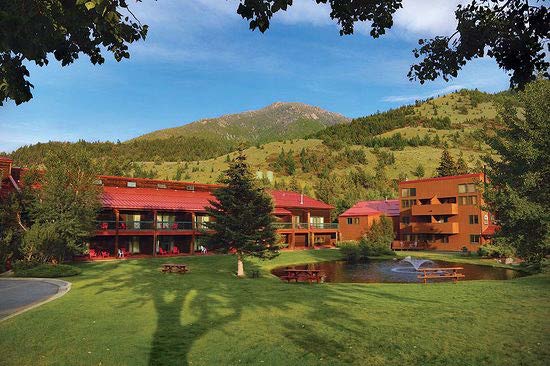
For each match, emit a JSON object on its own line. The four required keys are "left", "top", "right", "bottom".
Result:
{"left": 0, "top": 279, "right": 70, "bottom": 320}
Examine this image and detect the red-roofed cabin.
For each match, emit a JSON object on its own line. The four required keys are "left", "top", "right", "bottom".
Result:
{"left": 90, "top": 176, "right": 338, "bottom": 258}
{"left": 338, "top": 200, "right": 400, "bottom": 241}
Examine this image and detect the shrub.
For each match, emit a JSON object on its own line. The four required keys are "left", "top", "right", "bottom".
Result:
{"left": 477, "top": 244, "right": 516, "bottom": 258}
{"left": 13, "top": 262, "right": 81, "bottom": 278}
{"left": 359, "top": 216, "right": 395, "bottom": 257}
{"left": 336, "top": 241, "right": 361, "bottom": 262}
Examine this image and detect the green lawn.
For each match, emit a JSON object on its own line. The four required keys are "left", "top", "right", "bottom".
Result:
{"left": 1, "top": 250, "right": 548, "bottom": 366}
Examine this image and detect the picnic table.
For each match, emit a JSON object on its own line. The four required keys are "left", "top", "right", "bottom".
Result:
{"left": 161, "top": 263, "right": 188, "bottom": 274}
{"left": 417, "top": 267, "right": 465, "bottom": 284}
{"left": 281, "top": 268, "right": 323, "bottom": 284}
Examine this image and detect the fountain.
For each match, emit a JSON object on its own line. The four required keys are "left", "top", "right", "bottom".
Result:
{"left": 391, "top": 256, "right": 434, "bottom": 273}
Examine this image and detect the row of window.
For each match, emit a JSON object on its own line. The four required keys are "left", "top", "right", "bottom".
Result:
{"left": 400, "top": 183, "right": 477, "bottom": 198}
{"left": 346, "top": 218, "right": 360, "bottom": 225}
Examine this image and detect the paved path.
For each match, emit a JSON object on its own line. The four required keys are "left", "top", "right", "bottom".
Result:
{"left": 0, "top": 278, "right": 71, "bottom": 321}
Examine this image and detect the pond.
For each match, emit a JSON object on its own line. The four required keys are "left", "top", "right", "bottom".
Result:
{"left": 271, "top": 257, "right": 526, "bottom": 283}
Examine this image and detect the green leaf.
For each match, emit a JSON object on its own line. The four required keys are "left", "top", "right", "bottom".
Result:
{"left": 85, "top": 1, "right": 95, "bottom": 10}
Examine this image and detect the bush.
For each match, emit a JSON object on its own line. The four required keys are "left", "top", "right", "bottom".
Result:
{"left": 336, "top": 241, "right": 361, "bottom": 262}
{"left": 477, "top": 244, "right": 516, "bottom": 258}
{"left": 359, "top": 216, "right": 395, "bottom": 257}
{"left": 13, "top": 262, "right": 81, "bottom": 278}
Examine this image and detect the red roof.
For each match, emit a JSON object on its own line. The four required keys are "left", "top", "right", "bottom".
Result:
{"left": 482, "top": 224, "right": 499, "bottom": 237}
{"left": 102, "top": 187, "right": 215, "bottom": 211}
{"left": 340, "top": 199, "right": 400, "bottom": 217}
{"left": 400, "top": 173, "right": 485, "bottom": 185}
{"left": 269, "top": 190, "right": 334, "bottom": 210}
{"left": 101, "top": 187, "right": 333, "bottom": 212}
{"left": 273, "top": 207, "right": 292, "bottom": 215}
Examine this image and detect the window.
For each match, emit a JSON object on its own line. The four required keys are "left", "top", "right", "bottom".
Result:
{"left": 458, "top": 183, "right": 476, "bottom": 193}
{"left": 401, "top": 216, "right": 410, "bottom": 224}
{"left": 469, "top": 215, "right": 479, "bottom": 224}
{"left": 157, "top": 183, "right": 167, "bottom": 189}
{"left": 347, "top": 218, "right": 353, "bottom": 225}
{"left": 354, "top": 218, "right": 360, "bottom": 224}
{"left": 401, "top": 188, "right": 416, "bottom": 197}
{"left": 127, "top": 181, "right": 137, "bottom": 188}
{"left": 441, "top": 235, "right": 449, "bottom": 244}
{"left": 186, "top": 185, "right": 195, "bottom": 191}
{"left": 401, "top": 199, "right": 416, "bottom": 208}
{"left": 458, "top": 195, "right": 478, "bottom": 205}
{"left": 470, "top": 235, "right": 480, "bottom": 244}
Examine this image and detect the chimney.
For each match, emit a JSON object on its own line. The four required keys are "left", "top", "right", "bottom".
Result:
{"left": 0, "top": 157, "right": 13, "bottom": 180}
{"left": 300, "top": 193, "right": 304, "bottom": 205}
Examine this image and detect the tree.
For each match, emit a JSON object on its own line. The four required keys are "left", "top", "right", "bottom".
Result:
{"left": 413, "top": 164, "right": 425, "bottom": 178}
{"left": 483, "top": 80, "right": 550, "bottom": 264}
{"left": 236, "top": 0, "right": 548, "bottom": 89}
{"left": 436, "top": 148, "right": 458, "bottom": 177}
{"left": 28, "top": 146, "right": 101, "bottom": 262}
{"left": 205, "top": 147, "right": 279, "bottom": 277}
{"left": 408, "top": 1, "right": 549, "bottom": 89}
{"left": 1, "top": 0, "right": 148, "bottom": 105}
{"left": 455, "top": 152, "right": 469, "bottom": 174}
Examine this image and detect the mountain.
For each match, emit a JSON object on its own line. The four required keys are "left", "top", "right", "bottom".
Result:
{"left": 134, "top": 102, "right": 350, "bottom": 144}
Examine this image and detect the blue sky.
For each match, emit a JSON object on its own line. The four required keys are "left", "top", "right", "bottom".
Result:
{"left": 0, "top": 0, "right": 510, "bottom": 152}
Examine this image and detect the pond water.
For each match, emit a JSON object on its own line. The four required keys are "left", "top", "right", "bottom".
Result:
{"left": 271, "top": 257, "right": 525, "bottom": 283}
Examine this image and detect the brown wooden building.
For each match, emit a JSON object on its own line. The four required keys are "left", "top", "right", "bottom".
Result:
{"left": 396, "top": 173, "right": 494, "bottom": 251}
{"left": 338, "top": 200, "right": 400, "bottom": 241}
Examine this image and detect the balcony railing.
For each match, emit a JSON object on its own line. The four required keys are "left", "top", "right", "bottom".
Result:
{"left": 96, "top": 221, "right": 117, "bottom": 230}
{"left": 157, "top": 221, "right": 193, "bottom": 230}
{"left": 273, "top": 222, "right": 293, "bottom": 229}
{"left": 272, "top": 222, "right": 339, "bottom": 230}
{"left": 310, "top": 222, "right": 339, "bottom": 230}
{"left": 408, "top": 222, "right": 459, "bottom": 234}
{"left": 411, "top": 203, "right": 458, "bottom": 216}
{"left": 121, "top": 220, "right": 155, "bottom": 230}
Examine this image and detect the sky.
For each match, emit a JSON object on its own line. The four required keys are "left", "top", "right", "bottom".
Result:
{"left": 0, "top": 0, "right": 511, "bottom": 152}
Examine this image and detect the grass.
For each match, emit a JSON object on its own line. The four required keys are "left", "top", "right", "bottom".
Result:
{"left": 13, "top": 263, "right": 82, "bottom": 278}
{"left": 0, "top": 250, "right": 548, "bottom": 366}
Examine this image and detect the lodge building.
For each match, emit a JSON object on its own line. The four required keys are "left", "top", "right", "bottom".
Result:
{"left": 1, "top": 156, "right": 497, "bottom": 256}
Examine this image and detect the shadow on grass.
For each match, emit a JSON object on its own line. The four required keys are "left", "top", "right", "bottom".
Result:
{"left": 79, "top": 250, "right": 426, "bottom": 365}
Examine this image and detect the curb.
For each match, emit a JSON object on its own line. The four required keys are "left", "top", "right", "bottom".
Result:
{"left": 0, "top": 278, "right": 72, "bottom": 322}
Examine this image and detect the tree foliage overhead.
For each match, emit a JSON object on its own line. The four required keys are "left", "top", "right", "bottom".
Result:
{"left": 408, "top": 0, "right": 550, "bottom": 89}
{"left": 238, "top": 0, "right": 548, "bottom": 88}
{"left": 237, "top": 0, "right": 402, "bottom": 36}
{"left": 1, "top": 0, "right": 148, "bottom": 105}
{"left": 483, "top": 79, "right": 550, "bottom": 264}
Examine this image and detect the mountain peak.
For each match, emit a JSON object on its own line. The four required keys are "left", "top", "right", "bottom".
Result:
{"left": 134, "top": 102, "right": 350, "bottom": 144}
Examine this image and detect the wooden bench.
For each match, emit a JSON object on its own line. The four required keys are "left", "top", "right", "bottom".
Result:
{"left": 417, "top": 267, "right": 465, "bottom": 284}
{"left": 161, "top": 263, "right": 188, "bottom": 274}
{"left": 281, "top": 269, "right": 322, "bottom": 284}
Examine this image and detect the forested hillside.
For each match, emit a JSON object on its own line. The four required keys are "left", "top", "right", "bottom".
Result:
{"left": 3, "top": 88, "right": 515, "bottom": 216}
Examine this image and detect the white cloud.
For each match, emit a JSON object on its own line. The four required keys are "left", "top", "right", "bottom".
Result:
{"left": 393, "top": 0, "right": 466, "bottom": 37}
{"left": 382, "top": 84, "right": 466, "bottom": 103}
{"left": 274, "top": 0, "right": 333, "bottom": 26}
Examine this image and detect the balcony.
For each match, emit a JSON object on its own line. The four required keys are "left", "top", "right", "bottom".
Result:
{"left": 310, "top": 222, "right": 339, "bottom": 230}
{"left": 273, "top": 222, "right": 293, "bottom": 230}
{"left": 411, "top": 203, "right": 458, "bottom": 216}
{"left": 408, "top": 222, "right": 459, "bottom": 234}
{"left": 157, "top": 221, "right": 193, "bottom": 230}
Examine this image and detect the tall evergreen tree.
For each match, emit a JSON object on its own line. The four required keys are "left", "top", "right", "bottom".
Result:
{"left": 205, "top": 147, "right": 279, "bottom": 277}
{"left": 436, "top": 148, "right": 458, "bottom": 177}
{"left": 484, "top": 80, "right": 550, "bottom": 264}
{"left": 455, "top": 152, "right": 469, "bottom": 174}
{"left": 413, "top": 164, "right": 425, "bottom": 178}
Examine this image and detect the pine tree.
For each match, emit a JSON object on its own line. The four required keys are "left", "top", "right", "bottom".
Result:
{"left": 205, "top": 147, "right": 279, "bottom": 277}
{"left": 484, "top": 80, "right": 550, "bottom": 265}
{"left": 436, "top": 148, "right": 458, "bottom": 177}
{"left": 455, "top": 152, "right": 469, "bottom": 174}
{"left": 413, "top": 163, "right": 425, "bottom": 178}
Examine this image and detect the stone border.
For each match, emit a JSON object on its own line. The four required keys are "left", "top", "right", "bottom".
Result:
{"left": 0, "top": 278, "right": 71, "bottom": 322}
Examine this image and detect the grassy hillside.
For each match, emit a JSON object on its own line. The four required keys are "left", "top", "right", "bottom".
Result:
{"left": 134, "top": 102, "right": 350, "bottom": 144}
